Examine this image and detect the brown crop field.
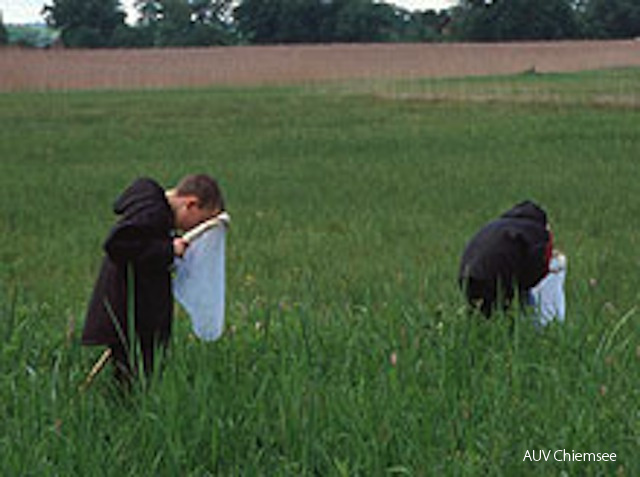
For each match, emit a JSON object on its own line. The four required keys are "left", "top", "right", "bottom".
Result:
{"left": 1, "top": 40, "right": 639, "bottom": 92}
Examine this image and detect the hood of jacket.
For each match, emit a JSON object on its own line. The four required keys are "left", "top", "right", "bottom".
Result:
{"left": 113, "top": 177, "right": 173, "bottom": 231}
{"left": 501, "top": 200, "right": 547, "bottom": 226}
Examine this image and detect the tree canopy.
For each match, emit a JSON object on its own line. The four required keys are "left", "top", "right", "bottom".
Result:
{"left": 234, "top": 0, "right": 412, "bottom": 44}
{"left": 37, "top": 0, "right": 640, "bottom": 48}
{"left": 451, "top": 0, "right": 581, "bottom": 41}
{"left": 583, "top": 0, "right": 640, "bottom": 39}
{"left": 134, "top": 0, "right": 235, "bottom": 47}
{"left": 43, "top": 0, "right": 127, "bottom": 47}
{"left": 0, "top": 11, "right": 10, "bottom": 45}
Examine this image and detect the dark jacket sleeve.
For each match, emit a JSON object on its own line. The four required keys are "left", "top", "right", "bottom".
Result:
{"left": 104, "top": 221, "right": 173, "bottom": 270}
{"left": 514, "top": 226, "right": 550, "bottom": 289}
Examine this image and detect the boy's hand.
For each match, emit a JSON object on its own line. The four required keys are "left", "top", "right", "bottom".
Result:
{"left": 173, "top": 238, "right": 189, "bottom": 258}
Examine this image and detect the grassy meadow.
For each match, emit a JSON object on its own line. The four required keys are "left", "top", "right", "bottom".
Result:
{"left": 1, "top": 68, "right": 639, "bottom": 475}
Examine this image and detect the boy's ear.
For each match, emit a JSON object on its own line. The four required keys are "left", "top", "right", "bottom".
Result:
{"left": 184, "top": 195, "right": 200, "bottom": 209}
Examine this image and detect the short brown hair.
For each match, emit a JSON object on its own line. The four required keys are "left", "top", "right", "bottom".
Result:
{"left": 175, "top": 174, "right": 225, "bottom": 212}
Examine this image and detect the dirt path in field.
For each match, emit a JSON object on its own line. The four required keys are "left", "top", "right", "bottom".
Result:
{"left": 1, "top": 40, "right": 639, "bottom": 92}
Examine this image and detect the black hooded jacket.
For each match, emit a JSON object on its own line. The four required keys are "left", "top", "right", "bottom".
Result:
{"left": 459, "top": 200, "right": 551, "bottom": 296}
{"left": 82, "top": 178, "right": 174, "bottom": 347}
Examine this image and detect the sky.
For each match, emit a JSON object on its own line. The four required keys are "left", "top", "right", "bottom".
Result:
{"left": 0, "top": 0, "right": 458, "bottom": 25}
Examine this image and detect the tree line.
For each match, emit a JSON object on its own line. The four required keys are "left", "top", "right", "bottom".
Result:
{"left": 0, "top": 11, "right": 9, "bottom": 45}
{"left": 1, "top": 0, "right": 639, "bottom": 48}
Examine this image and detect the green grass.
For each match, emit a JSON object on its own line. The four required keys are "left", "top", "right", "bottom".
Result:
{"left": 316, "top": 67, "right": 640, "bottom": 107}
{"left": 1, "top": 69, "right": 639, "bottom": 475}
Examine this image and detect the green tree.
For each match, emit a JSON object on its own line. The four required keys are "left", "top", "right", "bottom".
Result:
{"left": 110, "top": 24, "right": 155, "bottom": 47}
{"left": 129, "top": 1, "right": 161, "bottom": 46}
{"left": 137, "top": 0, "right": 234, "bottom": 47}
{"left": 452, "top": 0, "right": 580, "bottom": 41}
{"left": 331, "top": 0, "right": 402, "bottom": 42}
{"left": 395, "top": 8, "right": 451, "bottom": 42}
{"left": 43, "top": 0, "right": 127, "bottom": 47}
{"left": 235, "top": 0, "right": 407, "bottom": 44}
{"left": 582, "top": 0, "right": 640, "bottom": 38}
{"left": 234, "top": 0, "right": 324, "bottom": 44}
{"left": 0, "top": 11, "right": 9, "bottom": 45}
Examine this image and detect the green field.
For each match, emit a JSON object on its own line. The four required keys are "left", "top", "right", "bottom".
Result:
{"left": 1, "top": 69, "right": 638, "bottom": 475}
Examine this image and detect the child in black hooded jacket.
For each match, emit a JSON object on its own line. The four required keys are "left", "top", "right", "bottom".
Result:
{"left": 83, "top": 175, "right": 224, "bottom": 384}
{"left": 459, "top": 200, "right": 553, "bottom": 317}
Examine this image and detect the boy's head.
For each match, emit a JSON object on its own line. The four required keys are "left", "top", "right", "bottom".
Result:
{"left": 167, "top": 174, "right": 225, "bottom": 231}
